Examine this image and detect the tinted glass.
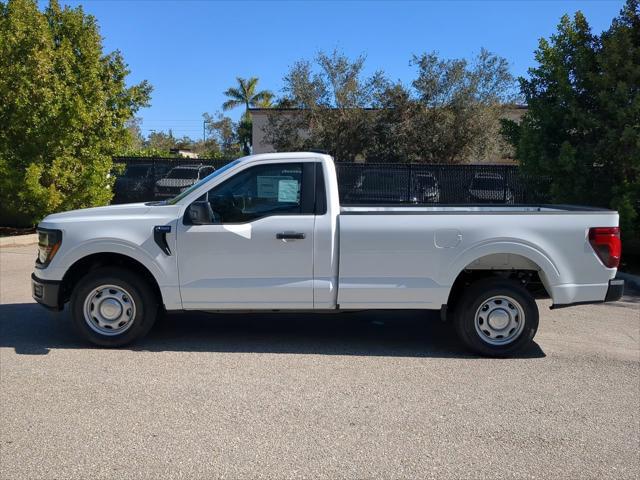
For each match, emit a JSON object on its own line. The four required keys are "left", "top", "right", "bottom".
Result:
{"left": 124, "top": 165, "right": 150, "bottom": 177}
{"left": 168, "top": 168, "right": 199, "bottom": 179}
{"left": 201, "top": 167, "right": 215, "bottom": 177}
{"left": 206, "top": 163, "right": 303, "bottom": 223}
{"left": 167, "top": 160, "right": 242, "bottom": 205}
{"left": 416, "top": 176, "right": 436, "bottom": 188}
{"left": 360, "top": 171, "right": 406, "bottom": 189}
{"left": 471, "top": 177, "right": 504, "bottom": 190}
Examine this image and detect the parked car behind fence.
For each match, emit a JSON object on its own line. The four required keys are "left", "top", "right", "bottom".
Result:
{"left": 113, "top": 163, "right": 173, "bottom": 204}
{"left": 336, "top": 163, "right": 549, "bottom": 205}
{"left": 154, "top": 164, "right": 216, "bottom": 199}
{"left": 467, "top": 172, "right": 514, "bottom": 204}
{"left": 343, "top": 168, "right": 441, "bottom": 204}
{"left": 112, "top": 157, "right": 230, "bottom": 204}
{"left": 112, "top": 157, "right": 551, "bottom": 205}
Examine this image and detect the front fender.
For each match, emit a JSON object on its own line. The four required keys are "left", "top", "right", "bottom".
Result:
{"left": 36, "top": 235, "right": 182, "bottom": 311}
{"left": 58, "top": 238, "right": 171, "bottom": 285}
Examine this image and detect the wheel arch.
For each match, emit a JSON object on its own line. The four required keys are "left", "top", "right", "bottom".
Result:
{"left": 445, "top": 249, "right": 556, "bottom": 309}
{"left": 60, "top": 252, "right": 163, "bottom": 308}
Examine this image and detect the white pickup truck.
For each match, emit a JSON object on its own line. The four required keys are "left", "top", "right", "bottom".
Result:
{"left": 32, "top": 152, "right": 624, "bottom": 356}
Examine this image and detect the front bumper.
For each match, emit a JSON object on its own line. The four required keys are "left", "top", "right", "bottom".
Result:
{"left": 551, "top": 279, "right": 625, "bottom": 309}
{"left": 31, "top": 273, "right": 62, "bottom": 310}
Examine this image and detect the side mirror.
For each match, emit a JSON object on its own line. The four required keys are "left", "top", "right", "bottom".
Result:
{"left": 187, "top": 201, "right": 216, "bottom": 225}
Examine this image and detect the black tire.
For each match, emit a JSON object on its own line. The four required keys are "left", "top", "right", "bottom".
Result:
{"left": 70, "top": 267, "right": 158, "bottom": 347}
{"left": 453, "top": 277, "right": 538, "bottom": 357}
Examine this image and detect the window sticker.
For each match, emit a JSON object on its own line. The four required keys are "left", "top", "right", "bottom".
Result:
{"left": 278, "top": 179, "right": 300, "bottom": 202}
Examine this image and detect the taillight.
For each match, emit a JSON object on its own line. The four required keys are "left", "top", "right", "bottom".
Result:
{"left": 588, "top": 227, "right": 621, "bottom": 268}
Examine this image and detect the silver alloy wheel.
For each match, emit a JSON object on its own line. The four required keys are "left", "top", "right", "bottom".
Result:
{"left": 83, "top": 284, "right": 136, "bottom": 336}
{"left": 474, "top": 295, "right": 525, "bottom": 346}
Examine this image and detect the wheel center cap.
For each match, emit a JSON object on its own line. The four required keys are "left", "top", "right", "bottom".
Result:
{"left": 487, "top": 308, "right": 510, "bottom": 330}
{"left": 99, "top": 298, "right": 122, "bottom": 320}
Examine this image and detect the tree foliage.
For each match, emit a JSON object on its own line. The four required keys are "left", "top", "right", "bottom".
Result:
{"left": 203, "top": 111, "right": 244, "bottom": 158}
{"left": 0, "top": 0, "right": 151, "bottom": 226}
{"left": 222, "top": 77, "right": 273, "bottom": 154}
{"left": 503, "top": 0, "right": 640, "bottom": 237}
{"left": 264, "top": 49, "right": 516, "bottom": 163}
{"left": 118, "top": 114, "right": 245, "bottom": 160}
{"left": 125, "top": 117, "right": 145, "bottom": 151}
{"left": 222, "top": 77, "right": 274, "bottom": 112}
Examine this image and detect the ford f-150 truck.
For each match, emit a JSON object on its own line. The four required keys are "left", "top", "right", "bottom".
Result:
{"left": 31, "top": 152, "right": 624, "bottom": 356}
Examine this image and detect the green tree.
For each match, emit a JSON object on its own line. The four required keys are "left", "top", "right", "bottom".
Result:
{"left": 222, "top": 76, "right": 274, "bottom": 113}
{"left": 265, "top": 49, "right": 515, "bottom": 163}
{"left": 119, "top": 129, "right": 186, "bottom": 158}
{"left": 264, "top": 50, "right": 388, "bottom": 162}
{"left": 0, "top": 0, "right": 151, "bottom": 226}
{"left": 146, "top": 130, "right": 177, "bottom": 152}
{"left": 374, "top": 49, "right": 516, "bottom": 163}
{"left": 222, "top": 77, "right": 273, "bottom": 154}
{"left": 125, "top": 117, "right": 145, "bottom": 150}
{"left": 203, "top": 112, "right": 243, "bottom": 158}
{"left": 503, "top": 1, "right": 639, "bottom": 237}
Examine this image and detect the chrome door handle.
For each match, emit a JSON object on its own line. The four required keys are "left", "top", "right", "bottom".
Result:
{"left": 276, "top": 232, "right": 305, "bottom": 240}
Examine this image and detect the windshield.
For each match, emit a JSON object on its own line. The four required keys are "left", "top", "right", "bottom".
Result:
{"left": 471, "top": 177, "right": 504, "bottom": 190}
{"left": 360, "top": 172, "right": 406, "bottom": 189}
{"left": 167, "top": 168, "right": 199, "bottom": 179}
{"left": 124, "top": 165, "right": 150, "bottom": 177}
{"left": 416, "top": 176, "right": 436, "bottom": 188}
{"left": 166, "top": 159, "right": 242, "bottom": 205}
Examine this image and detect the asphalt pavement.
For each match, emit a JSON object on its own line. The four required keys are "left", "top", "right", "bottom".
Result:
{"left": 1, "top": 245, "right": 639, "bottom": 479}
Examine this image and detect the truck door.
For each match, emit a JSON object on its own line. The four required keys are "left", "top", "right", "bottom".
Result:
{"left": 176, "top": 162, "right": 316, "bottom": 310}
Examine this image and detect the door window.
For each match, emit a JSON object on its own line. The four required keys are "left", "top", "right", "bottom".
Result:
{"left": 204, "top": 163, "right": 304, "bottom": 223}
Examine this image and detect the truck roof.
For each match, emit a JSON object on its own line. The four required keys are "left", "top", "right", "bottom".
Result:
{"left": 238, "top": 152, "right": 333, "bottom": 163}
{"left": 169, "top": 164, "right": 204, "bottom": 169}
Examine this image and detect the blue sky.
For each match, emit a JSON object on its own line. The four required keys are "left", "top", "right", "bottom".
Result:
{"left": 53, "top": 0, "right": 625, "bottom": 139}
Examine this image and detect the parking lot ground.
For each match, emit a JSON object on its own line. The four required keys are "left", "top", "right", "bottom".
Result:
{"left": 1, "top": 245, "right": 639, "bottom": 479}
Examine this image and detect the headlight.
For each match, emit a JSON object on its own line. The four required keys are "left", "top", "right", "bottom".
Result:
{"left": 36, "top": 228, "right": 62, "bottom": 268}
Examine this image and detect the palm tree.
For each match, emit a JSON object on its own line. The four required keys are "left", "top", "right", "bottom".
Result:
{"left": 222, "top": 77, "right": 273, "bottom": 115}
{"left": 223, "top": 77, "right": 273, "bottom": 154}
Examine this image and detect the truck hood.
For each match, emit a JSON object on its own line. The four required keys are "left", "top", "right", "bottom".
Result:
{"left": 469, "top": 189, "right": 511, "bottom": 198}
{"left": 156, "top": 178, "right": 195, "bottom": 188}
{"left": 38, "top": 203, "right": 183, "bottom": 229}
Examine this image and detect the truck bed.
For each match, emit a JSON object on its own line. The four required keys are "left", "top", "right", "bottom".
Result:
{"left": 340, "top": 204, "right": 614, "bottom": 214}
{"left": 337, "top": 204, "right": 618, "bottom": 309}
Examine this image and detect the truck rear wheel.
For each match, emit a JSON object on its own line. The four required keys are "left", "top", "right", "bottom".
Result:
{"left": 453, "top": 277, "right": 538, "bottom": 357}
{"left": 70, "top": 267, "right": 158, "bottom": 347}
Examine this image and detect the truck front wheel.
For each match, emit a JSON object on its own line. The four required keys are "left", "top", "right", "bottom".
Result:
{"left": 70, "top": 267, "right": 158, "bottom": 347}
{"left": 453, "top": 277, "right": 539, "bottom": 357}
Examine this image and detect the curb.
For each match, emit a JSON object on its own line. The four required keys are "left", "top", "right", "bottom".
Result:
{"left": 616, "top": 271, "right": 640, "bottom": 295}
{"left": 0, "top": 234, "right": 38, "bottom": 248}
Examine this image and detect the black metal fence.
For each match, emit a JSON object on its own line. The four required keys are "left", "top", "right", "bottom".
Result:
{"left": 111, "top": 157, "right": 231, "bottom": 204}
{"left": 111, "top": 156, "right": 550, "bottom": 205}
{"left": 336, "top": 163, "right": 550, "bottom": 204}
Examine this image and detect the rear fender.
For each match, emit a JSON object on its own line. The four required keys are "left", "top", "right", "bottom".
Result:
{"left": 443, "top": 239, "right": 560, "bottom": 298}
